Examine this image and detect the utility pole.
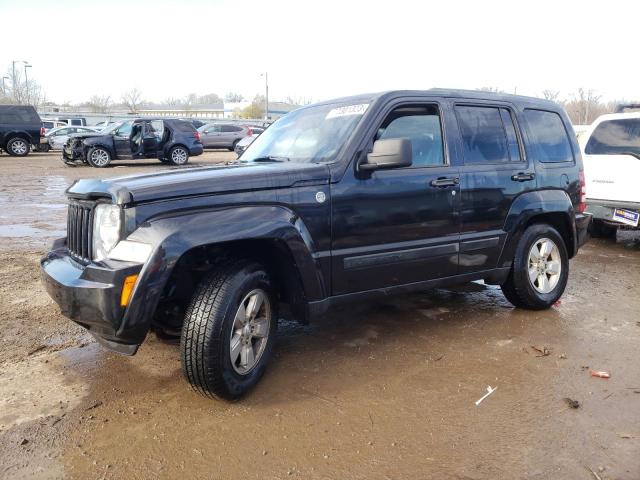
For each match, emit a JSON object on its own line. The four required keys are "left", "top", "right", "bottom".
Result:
{"left": 1, "top": 76, "right": 9, "bottom": 96}
{"left": 23, "top": 62, "right": 31, "bottom": 104}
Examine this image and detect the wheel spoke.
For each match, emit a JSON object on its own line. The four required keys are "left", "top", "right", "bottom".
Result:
{"left": 528, "top": 267, "right": 538, "bottom": 284}
{"left": 540, "top": 240, "right": 552, "bottom": 258}
{"left": 530, "top": 246, "right": 541, "bottom": 261}
{"left": 537, "top": 273, "right": 550, "bottom": 292}
{"left": 240, "top": 344, "right": 255, "bottom": 368}
{"left": 230, "top": 335, "right": 242, "bottom": 364}
{"left": 246, "top": 292, "right": 264, "bottom": 321}
{"left": 252, "top": 318, "right": 269, "bottom": 338}
{"left": 546, "top": 261, "right": 561, "bottom": 275}
{"left": 234, "top": 303, "right": 247, "bottom": 328}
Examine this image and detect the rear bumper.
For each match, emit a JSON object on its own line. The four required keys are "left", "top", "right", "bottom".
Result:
{"left": 40, "top": 238, "right": 143, "bottom": 354}
{"left": 575, "top": 213, "right": 591, "bottom": 250}
{"left": 189, "top": 144, "right": 204, "bottom": 156}
{"left": 586, "top": 200, "right": 640, "bottom": 228}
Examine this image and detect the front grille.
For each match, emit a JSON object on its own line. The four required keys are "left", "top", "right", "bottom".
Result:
{"left": 67, "top": 201, "right": 94, "bottom": 261}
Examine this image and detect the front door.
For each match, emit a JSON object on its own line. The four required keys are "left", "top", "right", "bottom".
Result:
{"left": 331, "top": 102, "right": 460, "bottom": 295}
{"left": 201, "top": 124, "right": 222, "bottom": 147}
{"left": 113, "top": 121, "right": 134, "bottom": 158}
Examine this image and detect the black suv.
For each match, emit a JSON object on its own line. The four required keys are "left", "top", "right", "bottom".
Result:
{"left": 62, "top": 118, "right": 204, "bottom": 167}
{"left": 41, "top": 90, "right": 591, "bottom": 399}
{"left": 0, "top": 104, "right": 43, "bottom": 156}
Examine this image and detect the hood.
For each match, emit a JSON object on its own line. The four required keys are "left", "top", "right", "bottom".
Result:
{"left": 66, "top": 161, "right": 331, "bottom": 204}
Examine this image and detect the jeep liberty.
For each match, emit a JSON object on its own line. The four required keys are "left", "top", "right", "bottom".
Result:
{"left": 41, "top": 90, "right": 591, "bottom": 399}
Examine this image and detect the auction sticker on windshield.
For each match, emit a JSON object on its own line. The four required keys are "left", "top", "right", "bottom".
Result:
{"left": 326, "top": 104, "right": 369, "bottom": 119}
{"left": 612, "top": 208, "right": 639, "bottom": 227}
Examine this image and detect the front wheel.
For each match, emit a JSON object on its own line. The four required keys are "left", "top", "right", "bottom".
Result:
{"left": 168, "top": 145, "right": 189, "bottom": 165}
{"left": 6, "top": 137, "right": 30, "bottom": 156}
{"left": 180, "top": 261, "right": 277, "bottom": 399}
{"left": 501, "top": 224, "right": 569, "bottom": 310}
{"left": 86, "top": 146, "right": 112, "bottom": 168}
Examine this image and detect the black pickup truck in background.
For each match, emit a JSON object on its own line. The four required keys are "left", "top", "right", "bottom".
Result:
{"left": 0, "top": 104, "right": 43, "bottom": 156}
{"left": 41, "top": 89, "right": 591, "bottom": 399}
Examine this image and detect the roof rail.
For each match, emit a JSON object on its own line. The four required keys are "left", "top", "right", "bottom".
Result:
{"left": 614, "top": 103, "right": 640, "bottom": 113}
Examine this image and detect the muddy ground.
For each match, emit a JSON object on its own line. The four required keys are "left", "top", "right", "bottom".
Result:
{"left": 0, "top": 151, "right": 639, "bottom": 480}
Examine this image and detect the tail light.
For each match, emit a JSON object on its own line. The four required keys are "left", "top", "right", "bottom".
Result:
{"left": 40, "top": 127, "right": 45, "bottom": 137}
{"left": 578, "top": 169, "right": 586, "bottom": 213}
{"left": 193, "top": 131, "right": 201, "bottom": 142}
{"left": 247, "top": 127, "right": 253, "bottom": 135}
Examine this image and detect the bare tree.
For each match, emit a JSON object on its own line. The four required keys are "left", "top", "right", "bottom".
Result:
{"left": 564, "top": 88, "right": 606, "bottom": 124}
{"left": 85, "top": 95, "right": 112, "bottom": 113}
{"left": 121, "top": 88, "right": 143, "bottom": 113}
{"left": 225, "top": 92, "right": 244, "bottom": 102}
{"left": 541, "top": 89, "right": 561, "bottom": 102}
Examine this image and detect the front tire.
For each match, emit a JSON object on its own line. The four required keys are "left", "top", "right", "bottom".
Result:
{"left": 86, "top": 146, "right": 112, "bottom": 168}
{"left": 6, "top": 137, "right": 30, "bottom": 156}
{"left": 168, "top": 145, "right": 189, "bottom": 165}
{"left": 501, "top": 224, "right": 569, "bottom": 310}
{"left": 181, "top": 261, "right": 277, "bottom": 399}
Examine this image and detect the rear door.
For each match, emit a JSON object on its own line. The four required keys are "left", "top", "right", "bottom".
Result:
{"left": 454, "top": 103, "right": 535, "bottom": 273}
{"left": 581, "top": 117, "right": 640, "bottom": 204}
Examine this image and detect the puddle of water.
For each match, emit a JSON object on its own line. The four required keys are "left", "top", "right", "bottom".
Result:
{"left": 0, "top": 224, "right": 66, "bottom": 238}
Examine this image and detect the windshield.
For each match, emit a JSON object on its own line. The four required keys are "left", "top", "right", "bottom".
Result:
{"left": 240, "top": 102, "right": 369, "bottom": 163}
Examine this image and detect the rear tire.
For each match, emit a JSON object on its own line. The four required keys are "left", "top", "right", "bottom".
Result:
{"left": 501, "top": 224, "right": 569, "bottom": 310}
{"left": 86, "top": 146, "right": 112, "bottom": 168}
{"left": 181, "top": 261, "right": 277, "bottom": 399}
{"left": 6, "top": 137, "right": 30, "bottom": 156}
{"left": 168, "top": 145, "right": 189, "bottom": 165}
{"left": 589, "top": 220, "right": 617, "bottom": 239}
{"left": 229, "top": 139, "right": 240, "bottom": 152}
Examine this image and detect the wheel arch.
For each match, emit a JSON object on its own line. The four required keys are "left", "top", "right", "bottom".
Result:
{"left": 498, "top": 189, "right": 577, "bottom": 267}
{"left": 118, "top": 205, "right": 325, "bottom": 342}
{"left": 3, "top": 131, "right": 32, "bottom": 148}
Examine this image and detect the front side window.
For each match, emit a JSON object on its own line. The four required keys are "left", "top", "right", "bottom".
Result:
{"left": 523, "top": 109, "right": 573, "bottom": 163}
{"left": 375, "top": 105, "right": 445, "bottom": 167}
{"left": 113, "top": 121, "right": 133, "bottom": 137}
{"left": 241, "top": 102, "right": 368, "bottom": 163}
{"left": 456, "top": 105, "right": 509, "bottom": 164}
{"left": 585, "top": 118, "right": 640, "bottom": 156}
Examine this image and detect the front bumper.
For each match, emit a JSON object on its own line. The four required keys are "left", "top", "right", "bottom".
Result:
{"left": 40, "top": 238, "right": 143, "bottom": 354}
{"left": 62, "top": 144, "right": 83, "bottom": 161}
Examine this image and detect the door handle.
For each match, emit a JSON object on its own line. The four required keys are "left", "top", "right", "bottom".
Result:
{"left": 511, "top": 172, "right": 535, "bottom": 182}
{"left": 430, "top": 177, "right": 459, "bottom": 188}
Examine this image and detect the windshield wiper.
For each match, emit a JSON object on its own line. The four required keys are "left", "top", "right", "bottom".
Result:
{"left": 249, "top": 156, "right": 290, "bottom": 163}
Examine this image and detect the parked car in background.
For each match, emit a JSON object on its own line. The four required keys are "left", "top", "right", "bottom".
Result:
{"left": 42, "top": 120, "right": 68, "bottom": 133}
{"left": 58, "top": 117, "right": 87, "bottom": 126}
{"left": 47, "top": 126, "right": 101, "bottom": 150}
{"left": 579, "top": 112, "right": 640, "bottom": 237}
{"left": 0, "top": 105, "right": 43, "bottom": 156}
{"left": 234, "top": 129, "right": 264, "bottom": 156}
{"left": 62, "top": 118, "right": 203, "bottom": 167}
{"left": 42, "top": 89, "right": 590, "bottom": 399}
{"left": 179, "top": 118, "right": 207, "bottom": 129}
{"left": 198, "top": 123, "right": 251, "bottom": 150}
{"left": 92, "top": 121, "right": 117, "bottom": 130}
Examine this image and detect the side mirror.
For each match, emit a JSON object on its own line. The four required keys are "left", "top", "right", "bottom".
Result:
{"left": 359, "top": 138, "right": 412, "bottom": 172}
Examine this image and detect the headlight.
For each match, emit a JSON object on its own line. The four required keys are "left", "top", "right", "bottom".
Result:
{"left": 93, "top": 204, "right": 121, "bottom": 261}
{"left": 108, "top": 240, "right": 152, "bottom": 263}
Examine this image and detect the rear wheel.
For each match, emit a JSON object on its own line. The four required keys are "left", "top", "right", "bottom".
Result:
{"left": 230, "top": 139, "right": 240, "bottom": 152}
{"left": 180, "top": 261, "right": 277, "bottom": 399}
{"left": 6, "top": 137, "right": 30, "bottom": 156}
{"left": 501, "top": 224, "right": 569, "bottom": 310}
{"left": 168, "top": 145, "right": 189, "bottom": 165}
{"left": 86, "top": 146, "right": 112, "bottom": 168}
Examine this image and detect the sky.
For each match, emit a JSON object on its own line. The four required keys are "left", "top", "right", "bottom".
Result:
{"left": 0, "top": 0, "right": 638, "bottom": 105}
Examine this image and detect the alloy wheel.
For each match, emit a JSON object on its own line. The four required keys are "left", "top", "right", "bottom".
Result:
{"left": 229, "top": 289, "right": 271, "bottom": 375}
{"left": 527, "top": 237, "right": 562, "bottom": 294}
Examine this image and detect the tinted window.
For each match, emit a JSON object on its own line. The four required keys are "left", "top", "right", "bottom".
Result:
{"left": 376, "top": 105, "right": 444, "bottom": 167}
{"left": 43, "top": 121, "right": 54, "bottom": 129}
{"left": 456, "top": 106, "right": 508, "bottom": 164}
{"left": 523, "top": 109, "right": 573, "bottom": 163}
{"left": 0, "top": 106, "right": 39, "bottom": 124}
{"left": 585, "top": 118, "right": 640, "bottom": 156}
{"left": 174, "top": 121, "right": 196, "bottom": 133}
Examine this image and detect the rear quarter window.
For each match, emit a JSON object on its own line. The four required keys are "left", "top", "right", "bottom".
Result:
{"left": 523, "top": 109, "right": 574, "bottom": 163}
{"left": 585, "top": 118, "right": 640, "bottom": 155}
{"left": 0, "top": 106, "right": 39, "bottom": 124}
{"left": 173, "top": 121, "right": 196, "bottom": 133}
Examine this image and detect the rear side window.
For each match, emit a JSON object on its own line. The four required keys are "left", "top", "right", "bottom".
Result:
{"left": 456, "top": 105, "right": 517, "bottom": 164}
{"left": 585, "top": 118, "right": 640, "bottom": 156}
{"left": 0, "top": 106, "right": 39, "bottom": 124}
{"left": 174, "top": 121, "right": 196, "bottom": 133}
{"left": 523, "top": 109, "right": 574, "bottom": 163}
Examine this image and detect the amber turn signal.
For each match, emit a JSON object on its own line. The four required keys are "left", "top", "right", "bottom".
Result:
{"left": 120, "top": 274, "right": 139, "bottom": 307}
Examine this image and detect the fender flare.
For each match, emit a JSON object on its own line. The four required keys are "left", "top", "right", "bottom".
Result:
{"left": 497, "top": 189, "right": 577, "bottom": 267}
{"left": 117, "top": 205, "right": 325, "bottom": 342}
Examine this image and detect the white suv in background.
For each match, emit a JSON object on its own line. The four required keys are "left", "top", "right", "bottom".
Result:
{"left": 579, "top": 112, "right": 640, "bottom": 237}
